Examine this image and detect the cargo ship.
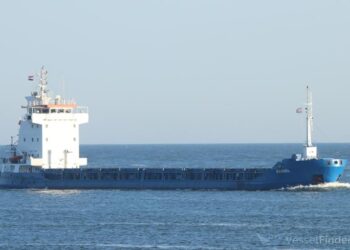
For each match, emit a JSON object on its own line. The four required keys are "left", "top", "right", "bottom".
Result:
{"left": 0, "top": 67, "right": 347, "bottom": 190}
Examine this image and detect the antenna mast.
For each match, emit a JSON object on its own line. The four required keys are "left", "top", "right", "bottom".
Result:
{"left": 38, "top": 66, "right": 49, "bottom": 104}
{"left": 28, "top": 66, "right": 51, "bottom": 106}
{"left": 306, "top": 86, "right": 313, "bottom": 147}
{"left": 304, "top": 86, "right": 317, "bottom": 160}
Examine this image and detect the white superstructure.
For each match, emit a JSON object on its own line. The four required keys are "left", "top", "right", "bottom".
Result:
{"left": 15, "top": 67, "right": 89, "bottom": 169}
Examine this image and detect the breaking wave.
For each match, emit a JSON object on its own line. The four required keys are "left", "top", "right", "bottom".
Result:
{"left": 281, "top": 182, "right": 350, "bottom": 192}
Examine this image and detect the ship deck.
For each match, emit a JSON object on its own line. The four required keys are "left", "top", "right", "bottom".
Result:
{"left": 42, "top": 167, "right": 269, "bottom": 182}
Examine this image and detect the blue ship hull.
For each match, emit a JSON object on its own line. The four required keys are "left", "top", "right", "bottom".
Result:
{"left": 0, "top": 158, "right": 346, "bottom": 190}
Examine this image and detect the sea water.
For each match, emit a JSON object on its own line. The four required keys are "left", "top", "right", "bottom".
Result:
{"left": 1, "top": 144, "right": 350, "bottom": 250}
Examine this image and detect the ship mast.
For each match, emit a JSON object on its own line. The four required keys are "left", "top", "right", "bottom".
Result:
{"left": 304, "top": 86, "right": 317, "bottom": 159}
{"left": 37, "top": 66, "right": 49, "bottom": 105}
{"left": 306, "top": 86, "right": 313, "bottom": 147}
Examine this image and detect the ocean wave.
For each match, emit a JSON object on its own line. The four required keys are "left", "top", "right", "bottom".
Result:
{"left": 281, "top": 182, "right": 350, "bottom": 192}
{"left": 30, "top": 189, "right": 81, "bottom": 196}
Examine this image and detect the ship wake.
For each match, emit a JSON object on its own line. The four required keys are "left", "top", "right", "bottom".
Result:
{"left": 31, "top": 189, "right": 81, "bottom": 196}
{"left": 281, "top": 182, "right": 350, "bottom": 192}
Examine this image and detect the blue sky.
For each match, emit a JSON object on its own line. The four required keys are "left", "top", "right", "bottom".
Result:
{"left": 1, "top": 0, "right": 350, "bottom": 144}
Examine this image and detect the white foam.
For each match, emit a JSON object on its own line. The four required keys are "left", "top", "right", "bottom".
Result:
{"left": 30, "top": 189, "right": 81, "bottom": 196}
{"left": 283, "top": 182, "right": 350, "bottom": 192}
